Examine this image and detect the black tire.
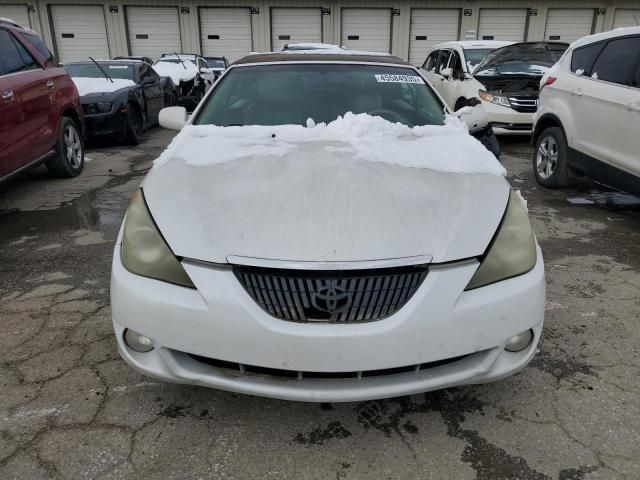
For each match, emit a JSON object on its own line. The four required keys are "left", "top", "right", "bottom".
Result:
{"left": 124, "top": 103, "right": 142, "bottom": 146}
{"left": 46, "top": 117, "right": 84, "bottom": 178}
{"left": 533, "top": 126, "right": 571, "bottom": 188}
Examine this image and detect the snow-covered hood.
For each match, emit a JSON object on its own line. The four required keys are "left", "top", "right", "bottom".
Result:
{"left": 153, "top": 61, "right": 198, "bottom": 85}
{"left": 71, "top": 77, "right": 135, "bottom": 97}
{"left": 143, "top": 114, "right": 510, "bottom": 264}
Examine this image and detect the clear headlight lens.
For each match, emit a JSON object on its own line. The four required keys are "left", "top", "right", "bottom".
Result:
{"left": 478, "top": 90, "right": 511, "bottom": 108}
{"left": 121, "top": 190, "right": 195, "bottom": 288}
{"left": 465, "top": 190, "right": 536, "bottom": 290}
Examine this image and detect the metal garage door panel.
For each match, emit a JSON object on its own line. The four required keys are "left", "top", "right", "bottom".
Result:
{"left": 0, "top": 5, "right": 30, "bottom": 28}
{"left": 545, "top": 9, "right": 594, "bottom": 42}
{"left": 409, "top": 9, "right": 460, "bottom": 65}
{"left": 341, "top": 8, "right": 391, "bottom": 53}
{"left": 478, "top": 9, "right": 528, "bottom": 41}
{"left": 126, "top": 7, "right": 181, "bottom": 58}
{"left": 613, "top": 9, "right": 640, "bottom": 28}
{"left": 200, "top": 8, "right": 252, "bottom": 63}
{"left": 271, "top": 8, "right": 321, "bottom": 51}
{"left": 50, "top": 5, "right": 109, "bottom": 63}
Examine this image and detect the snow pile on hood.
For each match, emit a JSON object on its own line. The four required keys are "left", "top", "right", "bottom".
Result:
{"left": 153, "top": 61, "right": 198, "bottom": 85}
{"left": 153, "top": 113, "right": 506, "bottom": 176}
{"left": 72, "top": 77, "right": 135, "bottom": 96}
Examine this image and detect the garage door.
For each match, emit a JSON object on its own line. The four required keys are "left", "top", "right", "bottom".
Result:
{"left": 409, "top": 9, "right": 460, "bottom": 65}
{"left": 126, "top": 7, "right": 181, "bottom": 58}
{"left": 545, "top": 9, "right": 594, "bottom": 42}
{"left": 0, "top": 4, "right": 30, "bottom": 28}
{"left": 50, "top": 5, "right": 109, "bottom": 63}
{"left": 200, "top": 8, "right": 252, "bottom": 63}
{"left": 478, "top": 9, "right": 528, "bottom": 41}
{"left": 271, "top": 8, "right": 321, "bottom": 51}
{"left": 613, "top": 9, "right": 640, "bottom": 28}
{"left": 341, "top": 9, "right": 391, "bottom": 53}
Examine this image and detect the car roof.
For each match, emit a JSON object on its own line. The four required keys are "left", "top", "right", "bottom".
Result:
{"left": 433, "top": 40, "right": 514, "bottom": 50}
{"left": 569, "top": 25, "right": 640, "bottom": 49}
{"left": 0, "top": 17, "right": 38, "bottom": 34}
{"left": 233, "top": 52, "right": 410, "bottom": 66}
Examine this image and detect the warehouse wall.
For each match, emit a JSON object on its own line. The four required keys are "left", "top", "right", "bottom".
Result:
{"left": 2, "top": 0, "right": 639, "bottom": 63}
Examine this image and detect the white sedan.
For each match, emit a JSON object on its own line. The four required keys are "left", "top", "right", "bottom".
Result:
{"left": 111, "top": 51, "right": 545, "bottom": 402}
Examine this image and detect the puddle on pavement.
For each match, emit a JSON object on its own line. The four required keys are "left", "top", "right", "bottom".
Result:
{"left": 567, "top": 189, "right": 640, "bottom": 212}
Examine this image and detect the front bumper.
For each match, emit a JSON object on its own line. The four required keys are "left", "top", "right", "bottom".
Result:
{"left": 83, "top": 108, "right": 126, "bottom": 138}
{"left": 111, "top": 239, "right": 545, "bottom": 402}
{"left": 481, "top": 101, "right": 534, "bottom": 135}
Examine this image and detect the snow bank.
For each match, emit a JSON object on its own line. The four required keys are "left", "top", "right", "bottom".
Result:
{"left": 154, "top": 112, "right": 506, "bottom": 176}
{"left": 72, "top": 77, "right": 135, "bottom": 96}
{"left": 153, "top": 61, "right": 198, "bottom": 85}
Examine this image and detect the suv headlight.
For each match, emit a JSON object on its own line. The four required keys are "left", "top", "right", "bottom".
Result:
{"left": 478, "top": 90, "right": 511, "bottom": 108}
{"left": 465, "top": 190, "right": 536, "bottom": 290}
{"left": 121, "top": 190, "right": 194, "bottom": 288}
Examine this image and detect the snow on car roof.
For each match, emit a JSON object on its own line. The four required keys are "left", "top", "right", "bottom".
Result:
{"left": 0, "top": 17, "right": 37, "bottom": 34}
{"left": 159, "top": 54, "right": 198, "bottom": 60}
{"left": 568, "top": 25, "right": 640, "bottom": 50}
{"left": 433, "top": 40, "right": 514, "bottom": 50}
{"left": 152, "top": 60, "right": 199, "bottom": 84}
{"left": 235, "top": 52, "right": 406, "bottom": 66}
{"left": 153, "top": 112, "right": 506, "bottom": 177}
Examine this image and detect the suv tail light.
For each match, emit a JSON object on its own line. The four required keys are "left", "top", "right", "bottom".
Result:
{"left": 540, "top": 76, "right": 557, "bottom": 91}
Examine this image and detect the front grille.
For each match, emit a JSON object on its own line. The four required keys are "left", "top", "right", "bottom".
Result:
{"left": 188, "top": 353, "right": 470, "bottom": 380}
{"left": 508, "top": 96, "right": 538, "bottom": 113}
{"left": 234, "top": 265, "right": 428, "bottom": 323}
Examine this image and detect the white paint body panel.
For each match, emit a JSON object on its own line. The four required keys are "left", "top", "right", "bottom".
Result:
{"left": 126, "top": 7, "right": 181, "bottom": 58}
{"left": 200, "top": 7, "right": 252, "bottom": 63}
{"left": 271, "top": 8, "right": 322, "bottom": 51}
{"left": 0, "top": 5, "right": 30, "bottom": 28}
{"left": 544, "top": 9, "right": 594, "bottom": 43}
{"left": 341, "top": 9, "right": 391, "bottom": 54}
{"left": 408, "top": 9, "right": 460, "bottom": 66}
{"left": 477, "top": 9, "right": 528, "bottom": 42}
{"left": 143, "top": 147, "right": 510, "bottom": 265}
{"left": 50, "top": 5, "right": 109, "bottom": 63}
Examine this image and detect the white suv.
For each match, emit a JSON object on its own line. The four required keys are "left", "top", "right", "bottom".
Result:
{"left": 533, "top": 27, "right": 640, "bottom": 196}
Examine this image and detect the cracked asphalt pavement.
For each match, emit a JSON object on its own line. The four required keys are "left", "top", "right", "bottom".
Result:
{"left": 1, "top": 129, "right": 639, "bottom": 479}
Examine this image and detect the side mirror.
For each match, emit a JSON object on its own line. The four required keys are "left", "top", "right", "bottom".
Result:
{"left": 199, "top": 67, "right": 210, "bottom": 74}
{"left": 464, "top": 72, "right": 474, "bottom": 80}
{"left": 159, "top": 106, "right": 187, "bottom": 131}
{"left": 440, "top": 67, "right": 452, "bottom": 79}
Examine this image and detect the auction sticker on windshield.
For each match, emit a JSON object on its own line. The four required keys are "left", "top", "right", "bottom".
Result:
{"left": 375, "top": 74, "right": 425, "bottom": 84}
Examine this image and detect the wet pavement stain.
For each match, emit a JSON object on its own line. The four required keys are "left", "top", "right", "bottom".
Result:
{"left": 294, "top": 421, "right": 352, "bottom": 446}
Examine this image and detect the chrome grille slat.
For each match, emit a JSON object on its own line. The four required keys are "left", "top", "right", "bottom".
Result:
{"left": 508, "top": 96, "right": 538, "bottom": 113}
{"left": 234, "top": 265, "right": 428, "bottom": 323}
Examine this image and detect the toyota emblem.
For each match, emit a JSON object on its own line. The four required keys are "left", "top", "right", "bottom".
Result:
{"left": 311, "top": 281, "right": 352, "bottom": 315}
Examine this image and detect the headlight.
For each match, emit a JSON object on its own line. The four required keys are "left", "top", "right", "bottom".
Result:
{"left": 82, "top": 102, "right": 112, "bottom": 114}
{"left": 121, "top": 190, "right": 195, "bottom": 288}
{"left": 478, "top": 90, "right": 511, "bottom": 108}
{"left": 465, "top": 190, "right": 536, "bottom": 290}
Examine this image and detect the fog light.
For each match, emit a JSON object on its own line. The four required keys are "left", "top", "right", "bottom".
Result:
{"left": 124, "top": 329, "right": 154, "bottom": 353}
{"left": 504, "top": 330, "right": 533, "bottom": 352}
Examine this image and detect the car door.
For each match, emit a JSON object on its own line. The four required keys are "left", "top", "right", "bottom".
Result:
{"left": 563, "top": 40, "right": 620, "bottom": 164}
{"left": 139, "top": 64, "right": 164, "bottom": 121}
{"left": 0, "top": 29, "right": 50, "bottom": 176}
{"left": 198, "top": 58, "right": 214, "bottom": 88}
{"left": 438, "top": 49, "right": 467, "bottom": 109}
{"left": 431, "top": 50, "right": 453, "bottom": 105}
{"left": 606, "top": 36, "right": 640, "bottom": 179}
{"left": 420, "top": 50, "right": 440, "bottom": 87}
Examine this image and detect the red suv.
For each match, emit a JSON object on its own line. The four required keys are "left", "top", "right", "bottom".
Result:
{"left": 0, "top": 19, "right": 85, "bottom": 183}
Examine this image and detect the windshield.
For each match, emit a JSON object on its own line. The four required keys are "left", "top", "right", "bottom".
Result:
{"left": 474, "top": 43, "right": 567, "bottom": 77}
{"left": 64, "top": 63, "right": 134, "bottom": 80}
{"left": 463, "top": 49, "right": 493, "bottom": 73}
{"left": 157, "top": 58, "right": 197, "bottom": 66}
{"left": 206, "top": 59, "right": 226, "bottom": 68}
{"left": 194, "top": 64, "right": 444, "bottom": 127}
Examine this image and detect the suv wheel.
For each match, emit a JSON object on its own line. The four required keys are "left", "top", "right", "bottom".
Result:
{"left": 46, "top": 117, "right": 84, "bottom": 178}
{"left": 533, "top": 126, "right": 570, "bottom": 188}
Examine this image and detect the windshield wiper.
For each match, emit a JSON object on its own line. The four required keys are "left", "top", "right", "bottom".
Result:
{"left": 173, "top": 52, "right": 187, "bottom": 70}
{"left": 89, "top": 57, "right": 113, "bottom": 83}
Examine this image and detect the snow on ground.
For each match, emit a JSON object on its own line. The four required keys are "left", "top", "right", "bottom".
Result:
{"left": 72, "top": 77, "right": 135, "bottom": 96}
{"left": 153, "top": 112, "right": 505, "bottom": 176}
{"left": 153, "top": 61, "right": 198, "bottom": 85}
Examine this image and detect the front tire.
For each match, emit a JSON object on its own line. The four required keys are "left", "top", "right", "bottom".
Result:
{"left": 46, "top": 117, "right": 84, "bottom": 178}
{"left": 124, "top": 104, "right": 142, "bottom": 146}
{"left": 533, "top": 126, "right": 571, "bottom": 188}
